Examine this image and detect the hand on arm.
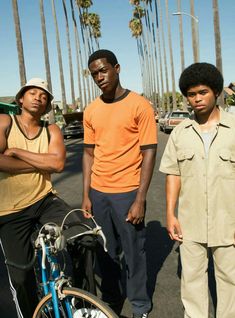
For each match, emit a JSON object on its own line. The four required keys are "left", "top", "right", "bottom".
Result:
{"left": 166, "top": 174, "right": 183, "bottom": 242}
{"left": 4, "top": 124, "right": 66, "bottom": 173}
{"left": 0, "top": 114, "right": 36, "bottom": 173}
{"left": 126, "top": 148, "right": 157, "bottom": 224}
{"left": 81, "top": 147, "right": 94, "bottom": 218}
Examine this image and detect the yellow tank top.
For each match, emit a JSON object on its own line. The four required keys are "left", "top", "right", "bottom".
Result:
{"left": 0, "top": 115, "right": 53, "bottom": 216}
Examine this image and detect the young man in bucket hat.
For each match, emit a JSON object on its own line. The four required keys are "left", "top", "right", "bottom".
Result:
{"left": 0, "top": 78, "right": 76, "bottom": 317}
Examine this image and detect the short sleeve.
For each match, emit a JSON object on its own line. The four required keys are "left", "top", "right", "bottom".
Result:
{"left": 159, "top": 131, "right": 180, "bottom": 175}
{"left": 137, "top": 101, "right": 158, "bottom": 148}
{"left": 83, "top": 108, "right": 95, "bottom": 146}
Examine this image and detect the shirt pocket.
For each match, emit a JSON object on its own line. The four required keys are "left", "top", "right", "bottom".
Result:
{"left": 177, "top": 149, "right": 195, "bottom": 177}
{"left": 218, "top": 149, "right": 235, "bottom": 177}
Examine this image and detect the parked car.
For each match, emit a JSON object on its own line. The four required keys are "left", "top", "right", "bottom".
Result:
{"left": 62, "top": 120, "right": 84, "bottom": 139}
{"left": 226, "top": 105, "right": 235, "bottom": 115}
{"left": 159, "top": 112, "right": 170, "bottom": 131}
{"left": 160, "top": 110, "right": 190, "bottom": 133}
{"left": 154, "top": 111, "right": 159, "bottom": 122}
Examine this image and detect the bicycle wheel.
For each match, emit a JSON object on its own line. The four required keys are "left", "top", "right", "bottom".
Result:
{"left": 33, "top": 287, "right": 118, "bottom": 318}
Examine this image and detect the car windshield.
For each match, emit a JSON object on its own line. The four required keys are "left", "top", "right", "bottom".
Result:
{"left": 170, "top": 112, "right": 189, "bottom": 118}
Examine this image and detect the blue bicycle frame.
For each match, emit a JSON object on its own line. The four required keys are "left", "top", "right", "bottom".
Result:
{"left": 37, "top": 239, "right": 73, "bottom": 318}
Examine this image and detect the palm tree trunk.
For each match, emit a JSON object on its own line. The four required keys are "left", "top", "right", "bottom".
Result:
{"left": 62, "top": 0, "right": 75, "bottom": 107}
{"left": 51, "top": 0, "right": 67, "bottom": 113}
{"left": 154, "top": 0, "right": 165, "bottom": 111}
{"left": 177, "top": 0, "right": 185, "bottom": 71}
{"left": 157, "top": 0, "right": 170, "bottom": 112}
{"left": 212, "top": 0, "right": 224, "bottom": 107}
{"left": 165, "top": 0, "right": 177, "bottom": 110}
{"left": 149, "top": 1, "right": 161, "bottom": 109}
{"left": 177, "top": 0, "right": 187, "bottom": 110}
{"left": 70, "top": 0, "right": 84, "bottom": 110}
{"left": 39, "top": 0, "right": 55, "bottom": 123}
{"left": 190, "top": 0, "right": 199, "bottom": 62}
{"left": 12, "top": 0, "right": 26, "bottom": 85}
{"left": 78, "top": 6, "right": 92, "bottom": 104}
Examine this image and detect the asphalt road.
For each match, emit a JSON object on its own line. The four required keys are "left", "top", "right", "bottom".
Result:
{"left": 0, "top": 129, "right": 216, "bottom": 317}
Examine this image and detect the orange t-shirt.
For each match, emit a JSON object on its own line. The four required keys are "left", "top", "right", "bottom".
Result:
{"left": 83, "top": 90, "right": 158, "bottom": 193}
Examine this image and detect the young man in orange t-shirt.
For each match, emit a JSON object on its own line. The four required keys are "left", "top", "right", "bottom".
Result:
{"left": 82, "top": 49, "right": 157, "bottom": 318}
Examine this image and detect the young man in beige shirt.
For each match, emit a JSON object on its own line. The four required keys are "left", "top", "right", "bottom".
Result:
{"left": 160, "top": 63, "right": 235, "bottom": 318}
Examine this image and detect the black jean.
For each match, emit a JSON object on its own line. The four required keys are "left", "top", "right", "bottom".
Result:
{"left": 90, "top": 188, "right": 152, "bottom": 316}
{"left": 0, "top": 193, "right": 76, "bottom": 318}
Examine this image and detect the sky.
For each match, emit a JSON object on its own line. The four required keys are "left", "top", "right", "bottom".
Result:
{"left": 0, "top": 0, "right": 234, "bottom": 104}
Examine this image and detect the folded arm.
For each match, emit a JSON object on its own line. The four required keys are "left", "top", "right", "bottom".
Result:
{"left": 0, "top": 116, "right": 66, "bottom": 174}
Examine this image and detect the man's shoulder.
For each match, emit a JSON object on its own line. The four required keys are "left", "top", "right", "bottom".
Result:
{"left": 128, "top": 90, "right": 150, "bottom": 103}
{"left": 173, "top": 117, "right": 193, "bottom": 132}
{"left": 220, "top": 107, "right": 235, "bottom": 126}
{"left": 126, "top": 91, "right": 154, "bottom": 114}
{"left": 85, "top": 97, "right": 101, "bottom": 111}
{"left": 0, "top": 114, "right": 12, "bottom": 131}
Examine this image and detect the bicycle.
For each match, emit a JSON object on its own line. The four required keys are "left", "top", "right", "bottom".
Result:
{"left": 6, "top": 209, "right": 118, "bottom": 318}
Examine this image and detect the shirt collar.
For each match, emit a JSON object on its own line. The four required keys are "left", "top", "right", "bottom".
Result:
{"left": 184, "top": 106, "right": 233, "bottom": 130}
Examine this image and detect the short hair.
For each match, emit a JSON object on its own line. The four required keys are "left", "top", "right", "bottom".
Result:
{"left": 179, "top": 62, "right": 224, "bottom": 96}
{"left": 88, "top": 49, "right": 118, "bottom": 67}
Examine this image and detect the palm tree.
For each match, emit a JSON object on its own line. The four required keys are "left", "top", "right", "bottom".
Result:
{"left": 190, "top": 0, "right": 198, "bottom": 62}
{"left": 165, "top": 0, "right": 177, "bottom": 110}
{"left": 141, "top": 2, "right": 158, "bottom": 105}
{"left": 39, "top": 0, "right": 55, "bottom": 123}
{"left": 156, "top": 0, "right": 169, "bottom": 112}
{"left": 62, "top": 0, "right": 75, "bottom": 107}
{"left": 76, "top": 0, "right": 93, "bottom": 104}
{"left": 51, "top": 0, "right": 67, "bottom": 113}
{"left": 177, "top": 0, "right": 187, "bottom": 110}
{"left": 148, "top": 0, "right": 161, "bottom": 109}
{"left": 70, "top": 0, "right": 84, "bottom": 110}
{"left": 129, "top": 5, "right": 150, "bottom": 97}
{"left": 213, "top": 0, "right": 225, "bottom": 107}
{"left": 212, "top": 0, "right": 222, "bottom": 73}
{"left": 154, "top": 0, "right": 165, "bottom": 111}
{"left": 177, "top": 0, "right": 185, "bottom": 71}
{"left": 88, "top": 13, "right": 101, "bottom": 51}
{"left": 11, "top": 0, "right": 26, "bottom": 85}
{"left": 212, "top": 0, "right": 224, "bottom": 107}
{"left": 129, "top": 16, "right": 144, "bottom": 85}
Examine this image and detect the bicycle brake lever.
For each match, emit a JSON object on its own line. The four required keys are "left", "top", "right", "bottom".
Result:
{"left": 96, "top": 228, "right": 108, "bottom": 252}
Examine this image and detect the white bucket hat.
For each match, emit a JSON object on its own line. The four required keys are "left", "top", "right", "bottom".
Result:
{"left": 15, "top": 78, "right": 54, "bottom": 113}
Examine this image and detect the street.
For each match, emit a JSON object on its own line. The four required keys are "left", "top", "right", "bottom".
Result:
{"left": 0, "top": 129, "right": 215, "bottom": 317}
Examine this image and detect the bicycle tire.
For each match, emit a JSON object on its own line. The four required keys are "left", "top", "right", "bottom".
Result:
{"left": 33, "top": 287, "right": 118, "bottom": 318}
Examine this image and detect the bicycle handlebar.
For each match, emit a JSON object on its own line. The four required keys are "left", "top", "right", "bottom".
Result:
{"left": 5, "top": 209, "right": 108, "bottom": 270}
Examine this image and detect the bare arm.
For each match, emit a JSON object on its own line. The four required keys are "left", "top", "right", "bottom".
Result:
{"left": 126, "top": 147, "right": 157, "bottom": 224}
{"left": 0, "top": 114, "right": 36, "bottom": 173}
{"left": 81, "top": 147, "right": 94, "bottom": 217}
{"left": 4, "top": 124, "right": 66, "bottom": 173}
{"left": 166, "top": 174, "right": 183, "bottom": 242}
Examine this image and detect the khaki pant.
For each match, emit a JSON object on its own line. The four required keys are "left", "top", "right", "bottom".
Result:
{"left": 180, "top": 241, "right": 235, "bottom": 318}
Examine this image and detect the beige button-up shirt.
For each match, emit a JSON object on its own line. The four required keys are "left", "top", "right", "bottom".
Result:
{"left": 160, "top": 107, "right": 235, "bottom": 247}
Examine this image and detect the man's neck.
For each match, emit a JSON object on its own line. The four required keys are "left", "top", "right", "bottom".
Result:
{"left": 102, "top": 86, "right": 126, "bottom": 103}
{"left": 195, "top": 106, "right": 220, "bottom": 132}
{"left": 18, "top": 111, "right": 41, "bottom": 127}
